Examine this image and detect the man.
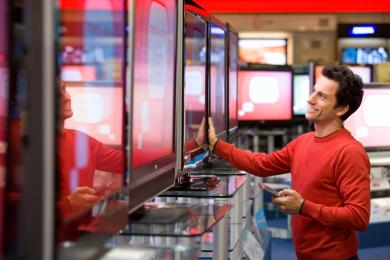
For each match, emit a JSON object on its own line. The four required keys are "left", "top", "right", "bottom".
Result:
{"left": 57, "top": 82, "right": 124, "bottom": 240}
{"left": 207, "top": 65, "right": 370, "bottom": 260}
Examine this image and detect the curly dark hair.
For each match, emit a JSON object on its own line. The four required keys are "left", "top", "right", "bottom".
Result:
{"left": 321, "top": 65, "right": 364, "bottom": 121}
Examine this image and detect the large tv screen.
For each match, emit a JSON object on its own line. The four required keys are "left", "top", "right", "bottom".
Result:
{"left": 315, "top": 65, "right": 372, "bottom": 84}
{"left": 209, "top": 21, "right": 227, "bottom": 139}
{"left": 341, "top": 47, "right": 389, "bottom": 65}
{"left": 293, "top": 74, "right": 310, "bottom": 116}
{"left": 128, "top": 0, "right": 177, "bottom": 213}
{"left": 0, "top": 0, "right": 8, "bottom": 250}
{"left": 183, "top": 10, "right": 207, "bottom": 167}
{"left": 131, "top": 0, "right": 176, "bottom": 169}
{"left": 344, "top": 85, "right": 390, "bottom": 150}
{"left": 238, "top": 38, "right": 287, "bottom": 65}
{"left": 56, "top": 0, "right": 127, "bottom": 245}
{"left": 228, "top": 30, "right": 238, "bottom": 132}
{"left": 238, "top": 69, "right": 293, "bottom": 121}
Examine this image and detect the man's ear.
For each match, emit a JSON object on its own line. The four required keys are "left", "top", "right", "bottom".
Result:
{"left": 336, "top": 104, "right": 349, "bottom": 117}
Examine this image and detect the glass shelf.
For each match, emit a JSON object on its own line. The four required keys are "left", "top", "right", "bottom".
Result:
{"left": 161, "top": 175, "right": 247, "bottom": 198}
{"left": 120, "top": 202, "right": 232, "bottom": 237}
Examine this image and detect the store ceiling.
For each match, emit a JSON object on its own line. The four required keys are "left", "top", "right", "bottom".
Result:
{"left": 193, "top": 0, "right": 390, "bottom": 13}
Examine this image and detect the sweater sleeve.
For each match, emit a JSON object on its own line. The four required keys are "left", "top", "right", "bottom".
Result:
{"left": 92, "top": 138, "right": 124, "bottom": 174}
{"left": 214, "top": 140, "right": 292, "bottom": 177}
{"left": 301, "top": 144, "right": 371, "bottom": 231}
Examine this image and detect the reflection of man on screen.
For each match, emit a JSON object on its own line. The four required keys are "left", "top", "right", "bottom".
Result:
{"left": 57, "top": 83, "right": 124, "bottom": 240}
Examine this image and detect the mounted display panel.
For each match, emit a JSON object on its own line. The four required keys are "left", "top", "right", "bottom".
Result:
{"left": 180, "top": 8, "right": 209, "bottom": 172}
{"left": 209, "top": 17, "right": 227, "bottom": 141}
{"left": 238, "top": 38, "right": 287, "bottom": 65}
{"left": 237, "top": 66, "right": 293, "bottom": 125}
{"left": 315, "top": 64, "right": 373, "bottom": 84}
{"left": 56, "top": 0, "right": 127, "bottom": 248}
{"left": 127, "top": 0, "right": 178, "bottom": 214}
{"left": 0, "top": 0, "right": 8, "bottom": 255}
{"left": 227, "top": 26, "right": 239, "bottom": 137}
{"left": 344, "top": 84, "right": 390, "bottom": 151}
{"left": 293, "top": 73, "right": 310, "bottom": 117}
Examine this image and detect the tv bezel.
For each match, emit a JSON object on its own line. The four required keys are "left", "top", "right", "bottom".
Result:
{"left": 208, "top": 16, "right": 228, "bottom": 141}
{"left": 226, "top": 23, "right": 239, "bottom": 139}
{"left": 237, "top": 64, "right": 294, "bottom": 127}
{"left": 127, "top": 0, "right": 179, "bottom": 214}
{"left": 178, "top": 8, "right": 210, "bottom": 175}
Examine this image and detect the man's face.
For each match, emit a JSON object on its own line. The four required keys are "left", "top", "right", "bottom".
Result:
{"left": 305, "top": 75, "right": 345, "bottom": 123}
{"left": 61, "top": 84, "right": 73, "bottom": 120}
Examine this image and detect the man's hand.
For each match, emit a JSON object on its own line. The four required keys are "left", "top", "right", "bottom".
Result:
{"left": 208, "top": 117, "right": 218, "bottom": 149}
{"left": 67, "top": 186, "right": 101, "bottom": 211}
{"left": 272, "top": 189, "right": 304, "bottom": 215}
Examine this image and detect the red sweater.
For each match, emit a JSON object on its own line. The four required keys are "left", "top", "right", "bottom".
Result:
{"left": 215, "top": 128, "right": 370, "bottom": 260}
{"left": 57, "top": 129, "right": 123, "bottom": 240}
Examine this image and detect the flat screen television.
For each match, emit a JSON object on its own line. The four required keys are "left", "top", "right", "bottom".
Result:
{"left": 375, "top": 62, "right": 390, "bottom": 83}
{"left": 315, "top": 65, "right": 372, "bottom": 84}
{"left": 0, "top": 0, "right": 8, "bottom": 253}
{"left": 227, "top": 28, "right": 238, "bottom": 136}
{"left": 293, "top": 74, "right": 310, "bottom": 116}
{"left": 209, "top": 18, "right": 227, "bottom": 141}
{"left": 341, "top": 47, "right": 389, "bottom": 65}
{"left": 344, "top": 84, "right": 390, "bottom": 150}
{"left": 237, "top": 67, "right": 293, "bottom": 123}
{"left": 181, "top": 10, "right": 208, "bottom": 171}
{"left": 56, "top": 0, "right": 127, "bottom": 248}
{"left": 128, "top": 0, "right": 178, "bottom": 214}
{"left": 238, "top": 38, "right": 287, "bottom": 65}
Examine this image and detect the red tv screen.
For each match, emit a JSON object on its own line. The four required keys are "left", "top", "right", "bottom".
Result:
{"left": 238, "top": 70, "right": 292, "bottom": 121}
{"left": 64, "top": 86, "right": 123, "bottom": 146}
{"left": 131, "top": 0, "right": 176, "bottom": 169}
{"left": 344, "top": 87, "right": 390, "bottom": 149}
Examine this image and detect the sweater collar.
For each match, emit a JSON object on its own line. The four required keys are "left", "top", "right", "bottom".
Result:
{"left": 313, "top": 127, "right": 347, "bottom": 143}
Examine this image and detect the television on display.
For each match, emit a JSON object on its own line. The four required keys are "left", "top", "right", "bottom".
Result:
{"left": 315, "top": 65, "right": 372, "bottom": 84}
{"left": 182, "top": 9, "right": 208, "bottom": 170}
{"left": 0, "top": 0, "right": 8, "bottom": 250}
{"left": 375, "top": 62, "right": 390, "bottom": 83}
{"left": 341, "top": 47, "right": 389, "bottom": 65}
{"left": 209, "top": 18, "right": 227, "bottom": 141}
{"left": 238, "top": 38, "right": 287, "bottom": 65}
{"left": 227, "top": 28, "right": 238, "bottom": 134}
{"left": 237, "top": 67, "right": 293, "bottom": 122}
{"left": 293, "top": 74, "right": 310, "bottom": 116}
{"left": 56, "top": 0, "right": 127, "bottom": 248}
{"left": 128, "top": 0, "right": 178, "bottom": 213}
{"left": 344, "top": 85, "right": 390, "bottom": 150}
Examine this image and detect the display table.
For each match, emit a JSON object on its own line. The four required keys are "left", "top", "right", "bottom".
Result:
{"left": 159, "top": 175, "right": 249, "bottom": 260}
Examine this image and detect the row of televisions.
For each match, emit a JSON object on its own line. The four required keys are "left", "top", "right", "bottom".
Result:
{"left": 238, "top": 38, "right": 389, "bottom": 66}
{"left": 58, "top": 0, "right": 390, "bottom": 231}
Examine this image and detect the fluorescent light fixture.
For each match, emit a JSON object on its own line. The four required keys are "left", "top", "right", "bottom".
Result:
{"left": 350, "top": 25, "right": 376, "bottom": 36}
